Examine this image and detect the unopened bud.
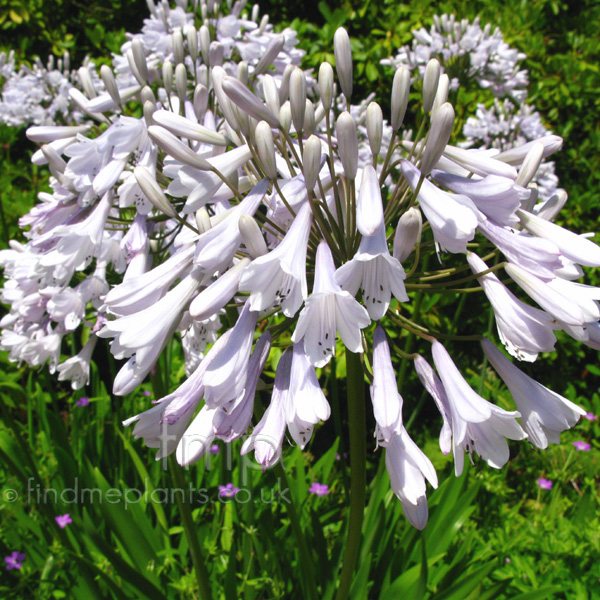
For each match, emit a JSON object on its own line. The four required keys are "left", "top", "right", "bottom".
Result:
{"left": 254, "top": 34, "right": 285, "bottom": 76}
{"left": 258, "top": 14, "right": 269, "bottom": 34}
{"left": 193, "top": 84, "right": 209, "bottom": 119}
{"left": 239, "top": 214, "right": 268, "bottom": 258}
{"left": 422, "top": 58, "right": 441, "bottom": 114}
{"left": 163, "top": 60, "right": 173, "bottom": 97}
{"left": 41, "top": 144, "right": 67, "bottom": 173}
{"left": 391, "top": 66, "right": 410, "bottom": 131}
{"left": 148, "top": 125, "right": 212, "bottom": 170}
{"left": 199, "top": 25, "right": 210, "bottom": 64}
{"left": 186, "top": 25, "right": 198, "bottom": 60}
{"left": 318, "top": 62, "right": 334, "bottom": 112}
{"left": 262, "top": 74, "right": 280, "bottom": 120}
{"left": 175, "top": 63, "right": 188, "bottom": 106}
{"left": 134, "top": 167, "right": 178, "bottom": 218}
{"left": 516, "top": 141, "right": 544, "bottom": 187}
{"left": 333, "top": 27, "right": 353, "bottom": 101}
{"left": 393, "top": 207, "right": 422, "bottom": 262}
{"left": 279, "top": 101, "right": 292, "bottom": 132}
{"left": 237, "top": 61, "right": 249, "bottom": 86}
{"left": 222, "top": 75, "right": 280, "bottom": 128}
{"left": 78, "top": 66, "right": 97, "bottom": 98}
{"left": 520, "top": 183, "right": 538, "bottom": 213}
{"left": 100, "top": 65, "right": 121, "bottom": 107}
{"left": 131, "top": 38, "right": 149, "bottom": 83}
{"left": 195, "top": 207, "right": 212, "bottom": 232}
{"left": 336, "top": 111, "right": 358, "bottom": 179}
{"left": 279, "top": 64, "right": 294, "bottom": 103}
{"left": 172, "top": 30, "right": 184, "bottom": 64}
{"left": 140, "top": 86, "right": 156, "bottom": 106}
{"left": 209, "top": 41, "right": 224, "bottom": 67}
{"left": 212, "top": 67, "right": 240, "bottom": 130}
{"left": 152, "top": 109, "right": 228, "bottom": 145}
{"left": 126, "top": 49, "right": 146, "bottom": 85}
{"left": 431, "top": 73, "right": 449, "bottom": 117}
{"left": 143, "top": 100, "right": 157, "bottom": 126}
{"left": 366, "top": 101, "right": 383, "bottom": 159}
{"left": 303, "top": 135, "right": 322, "bottom": 191}
{"left": 535, "top": 190, "right": 568, "bottom": 222}
{"left": 290, "top": 67, "right": 306, "bottom": 135}
{"left": 303, "top": 100, "right": 315, "bottom": 137}
{"left": 420, "top": 102, "right": 454, "bottom": 175}
{"left": 255, "top": 121, "right": 277, "bottom": 180}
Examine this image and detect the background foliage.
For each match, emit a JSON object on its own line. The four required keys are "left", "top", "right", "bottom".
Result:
{"left": 0, "top": 0, "right": 599, "bottom": 598}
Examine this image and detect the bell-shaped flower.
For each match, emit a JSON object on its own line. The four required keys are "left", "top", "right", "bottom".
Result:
{"left": 284, "top": 343, "right": 331, "bottom": 448}
{"left": 382, "top": 425, "right": 438, "bottom": 530}
{"left": 335, "top": 223, "right": 408, "bottom": 320}
{"left": 482, "top": 339, "right": 585, "bottom": 449}
{"left": 202, "top": 301, "right": 259, "bottom": 407}
{"left": 478, "top": 219, "right": 561, "bottom": 281}
{"left": 370, "top": 326, "right": 402, "bottom": 443}
{"left": 99, "top": 267, "right": 205, "bottom": 395}
{"left": 401, "top": 160, "right": 478, "bottom": 254}
{"left": 431, "top": 170, "right": 521, "bottom": 226}
{"left": 239, "top": 202, "right": 312, "bottom": 317}
{"left": 241, "top": 347, "right": 289, "bottom": 469}
{"left": 56, "top": 335, "right": 98, "bottom": 390}
{"left": 467, "top": 252, "right": 557, "bottom": 361}
{"left": 430, "top": 341, "right": 527, "bottom": 476}
{"left": 292, "top": 241, "right": 371, "bottom": 367}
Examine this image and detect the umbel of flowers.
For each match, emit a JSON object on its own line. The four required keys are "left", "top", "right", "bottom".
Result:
{"left": 0, "top": 0, "right": 596, "bottom": 534}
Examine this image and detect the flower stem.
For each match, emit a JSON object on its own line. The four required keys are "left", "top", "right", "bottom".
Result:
{"left": 169, "top": 456, "right": 213, "bottom": 600}
{"left": 335, "top": 349, "right": 367, "bottom": 600}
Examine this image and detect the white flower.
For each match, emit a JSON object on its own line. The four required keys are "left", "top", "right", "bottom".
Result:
{"left": 239, "top": 201, "right": 312, "bottom": 317}
{"left": 482, "top": 339, "right": 585, "bottom": 448}
{"left": 467, "top": 252, "right": 557, "bottom": 361}
{"left": 292, "top": 241, "right": 371, "bottom": 367}
{"left": 56, "top": 335, "right": 98, "bottom": 389}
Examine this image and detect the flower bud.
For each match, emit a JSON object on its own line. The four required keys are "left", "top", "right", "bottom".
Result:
{"left": 254, "top": 34, "right": 285, "bottom": 76}
{"left": 41, "top": 144, "right": 67, "bottom": 173}
{"left": 211, "top": 66, "right": 239, "bottom": 130}
{"left": 175, "top": 63, "right": 188, "bottom": 106}
{"left": 303, "top": 135, "right": 322, "bottom": 192}
{"left": 26, "top": 125, "right": 91, "bottom": 143}
{"left": 420, "top": 102, "right": 454, "bottom": 175}
{"left": 132, "top": 38, "right": 149, "bottom": 83}
{"left": 172, "top": 29, "right": 184, "bottom": 64}
{"left": 78, "top": 66, "right": 97, "bottom": 98}
{"left": 143, "top": 100, "right": 157, "bottom": 126}
{"left": 334, "top": 27, "right": 353, "bottom": 101}
{"left": 303, "top": 99, "right": 315, "bottom": 137}
{"left": 251, "top": 3, "right": 259, "bottom": 22}
{"left": 356, "top": 164, "right": 384, "bottom": 235}
{"left": 148, "top": 125, "right": 212, "bottom": 170}
{"left": 152, "top": 110, "right": 228, "bottom": 145}
{"left": 520, "top": 183, "right": 538, "bottom": 213}
{"left": 318, "top": 62, "right": 334, "bottom": 112}
{"left": 431, "top": 73, "right": 449, "bottom": 117}
{"left": 391, "top": 67, "right": 410, "bottom": 131}
{"left": 422, "top": 58, "right": 441, "bottom": 114}
{"left": 239, "top": 214, "right": 268, "bottom": 258}
{"left": 222, "top": 75, "right": 280, "bottom": 128}
{"left": 140, "top": 86, "right": 156, "bottom": 106}
{"left": 262, "top": 74, "right": 280, "bottom": 120}
{"left": 279, "top": 101, "right": 292, "bottom": 132}
{"left": 366, "top": 101, "right": 383, "bottom": 159}
{"left": 163, "top": 60, "right": 173, "bottom": 97}
{"left": 516, "top": 142, "right": 544, "bottom": 187}
{"left": 255, "top": 121, "right": 277, "bottom": 180}
{"left": 100, "top": 65, "right": 121, "bottom": 107}
{"left": 199, "top": 25, "right": 210, "bottom": 64}
{"left": 209, "top": 41, "right": 224, "bottom": 67}
{"left": 290, "top": 67, "right": 306, "bottom": 135}
{"left": 195, "top": 207, "right": 212, "bottom": 233}
{"left": 237, "top": 61, "right": 249, "bottom": 86}
{"left": 186, "top": 25, "right": 198, "bottom": 60}
{"left": 126, "top": 49, "right": 145, "bottom": 85}
{"left": 193, "top": 84, "right": 209, "bottom": 119}
{"left": 258, "top": 14, "right": 269, "bottom": 34}
{"left": 279, "top": 64, "right": 294, "bottom": 103}
{"left": 393, "top": 207, "right": 422, "bottom": 262}
{"left": 336, "top": 111, "right": 358, "bottom": 179}
{"left": 134, "top": 167, "right": 178, "bottom": 218}
{"left": 535, "top": 190, "right": 567, "bottom": 222}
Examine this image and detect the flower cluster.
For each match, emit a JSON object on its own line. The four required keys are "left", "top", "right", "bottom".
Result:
{"left": 1, "top": 0, "right": 594, "bottom": 529}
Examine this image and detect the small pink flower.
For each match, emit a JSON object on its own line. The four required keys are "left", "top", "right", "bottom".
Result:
{"left": 218, "top": 483, "right": 239, "bottom": 498}
{"left": 537, "top": 478, "right": 553, "bottom": 490}
{"left": 584, "top": 412, "right": 597, "bottom": 421}
{"left": 573, "top": 441, "right": 591, "bottom": 451}
{"left": 55, "top": 514, "right": 72, "bottom": 528}
{"left": 308, "top": 482, "right": 329, "bottom": 497}
{"left": 209, "top": 444, "right": 220, "bottom": 455}
{"left": 143, "top": 390, "right": 152, "bottom": 397}
{"left": 76, "top": 397, "right": 90, "bottom": 407}
{"left": 5, "top": 552, "right": 25, "bottom": 570}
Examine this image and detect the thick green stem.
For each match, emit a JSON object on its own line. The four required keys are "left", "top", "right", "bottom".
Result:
{"left": 169, "top": 456, "right": 213, "bottom": 600}
{"left": 335, "top": 350, "right": 367, "bottom": 600}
